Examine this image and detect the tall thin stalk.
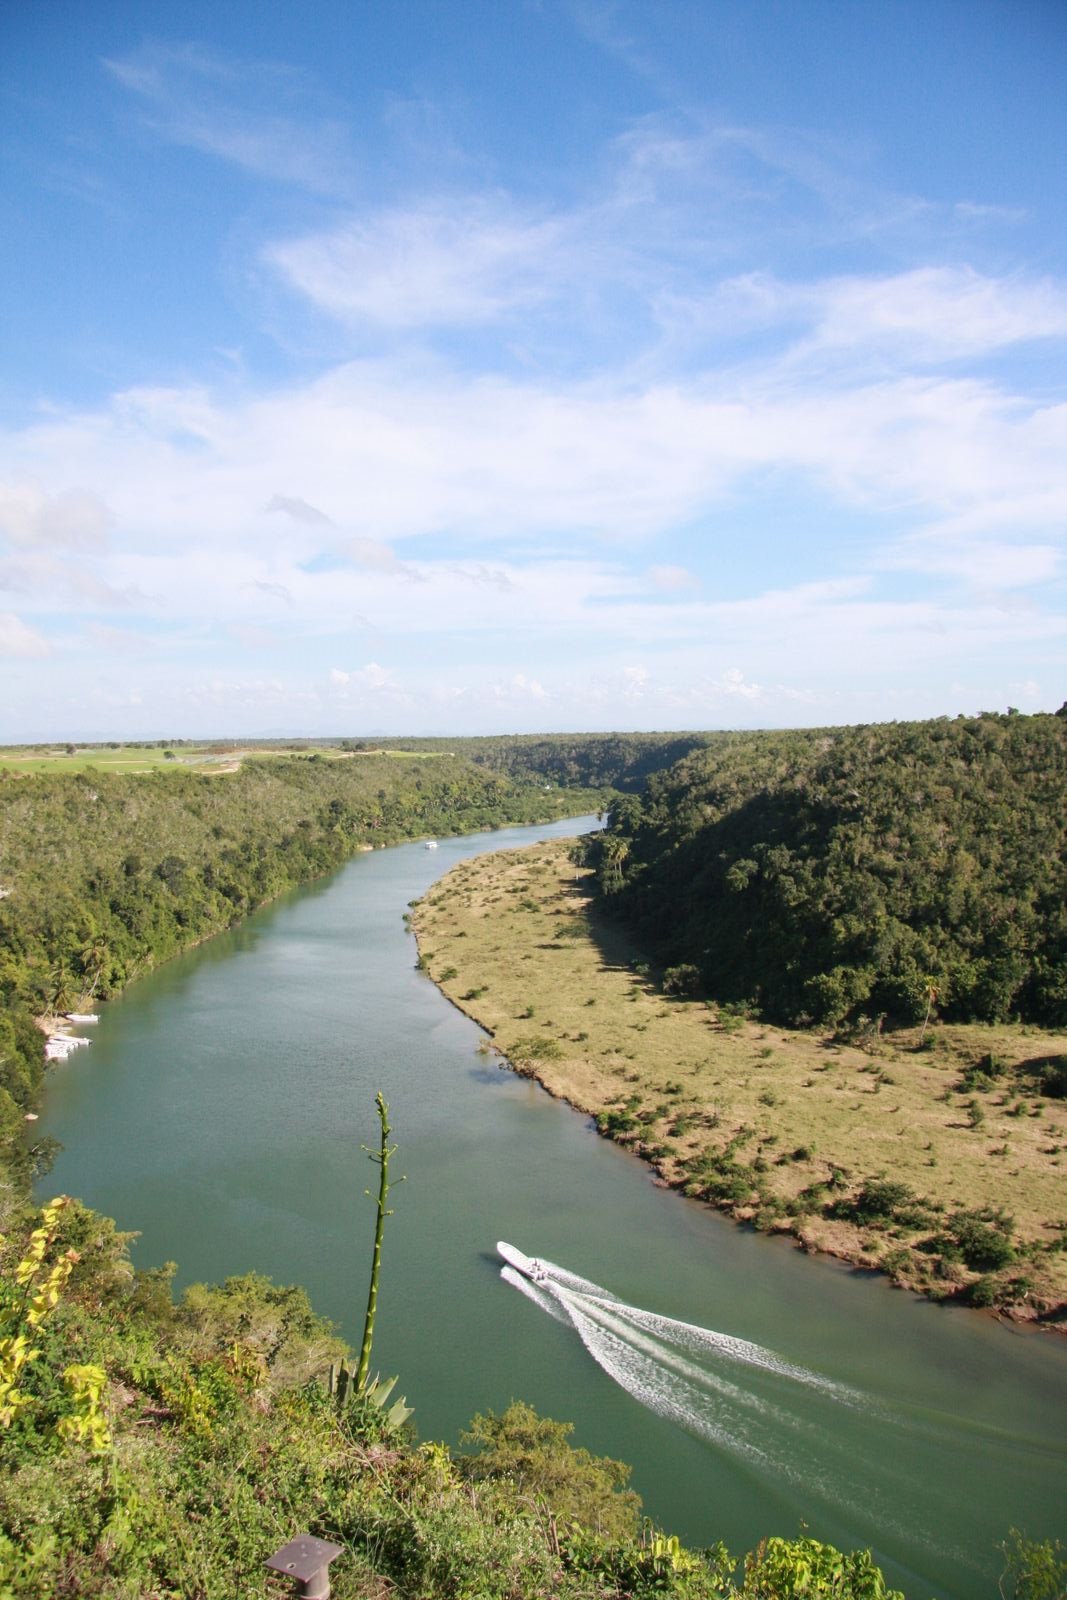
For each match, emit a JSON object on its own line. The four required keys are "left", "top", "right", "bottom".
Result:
{"left": 918, "top": 977, "right": 938, "bottom": 1045}
{"left": 355, "top": 1092, "right": 400, "bottom": 1391}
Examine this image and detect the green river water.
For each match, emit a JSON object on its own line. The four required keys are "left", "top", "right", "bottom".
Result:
{"left": 37, "top": 818, "right": 1067, "bottom": 1599}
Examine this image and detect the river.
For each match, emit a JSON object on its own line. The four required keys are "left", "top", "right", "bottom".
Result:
{"left": 37, "top": 817, "right": 1067, "bottom": 1599}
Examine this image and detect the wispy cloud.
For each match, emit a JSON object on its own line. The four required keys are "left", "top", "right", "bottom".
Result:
{"left": 0, "top": 483, "right": 113, "bottom": 549}
{"left": 103, "top": 42, "right": 358, "bottom": 194}
{"left": 0, "top": 612, "right": 51, "bottom": 657}
{"left": 266, "top": 494, "right": 334, "bottom": 526}
{"left": 802, "top": 267, "right": 1067, "bottom": 362}
{"left": 267, "top": 200, "right": 566, "bottom": 329}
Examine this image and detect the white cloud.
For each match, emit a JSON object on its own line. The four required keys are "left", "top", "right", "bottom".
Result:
{"left": 267, "top": 201, "right": 565, "bottom": 329}
{"left": 228, "top": 623, "right": 279, "bottom": 649}
{"left": 103, "top": 44, "right": 357, "bottom": 194}
{"left": 0, "top": 550, "right": 143, "bottom": 611}
{"left": 247, "top": 580, "right": 294, "bottom": 605}
{"left": 340, "top": 537, "right": 406, "bottom": 573}
{"left": 717, "top": 666, "right": 763, "bottom": 699}
{"left": 667, "top": 267, "right": 1067, "bottom": 367}
{"left": 808, "top": 267, "right": 1067, "bottom": 361}
{"left": 329, "top": 662, "right": 400, "bottom": 692}
{"left": 491, "top": 672, "right": 548, "bottom": 702}
{"left": 953, "top": 201, "right": 1028, "bottom": 226}
{"left": 2, "top": 359, "right": 1065, "bottom": 686}
{"left": 266, "top": 494, "right": 334, "bottom": 526}
{"left": 0, "top": 483, "right": 114, "bottom": 549}
{"left": 0, "top": 612, "right": 51, "bottom": 657}
{"left": 85, "top": 622, "right": 151, "bottom": 654}
{"left": 13, "top": 358, "right": 1062, "bottom": 572}
{"left": 881, "top": 536, "right": 1061, "bottom": 591}
{"left": 649, "top": 564, "right": 699, "bottom": 591}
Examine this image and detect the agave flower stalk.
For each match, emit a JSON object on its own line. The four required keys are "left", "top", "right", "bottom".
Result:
{"left": 355, "top": 1092, "right": 401, "bottom": 1392}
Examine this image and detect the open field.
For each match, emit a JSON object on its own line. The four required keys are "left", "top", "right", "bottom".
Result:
{"left": 0, "top": 743, "right": 450, "bottom": 776}
{"left": 0, "top": 745, "right": 210, "bottom": 774}
{"left": 413, "top": 837, "right": 1067, "bottom": 1322}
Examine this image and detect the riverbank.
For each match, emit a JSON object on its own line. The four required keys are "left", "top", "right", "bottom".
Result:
{"left": 412, "top": 838, "right": 1067, "bottom": 1324}
{"left": 0, "top": 756, "right": 609, "bottom": 1183}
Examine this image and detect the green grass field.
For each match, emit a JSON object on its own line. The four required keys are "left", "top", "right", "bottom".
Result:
{"left": 0, "top": 746, "right": 208, "bottom": 774}
{"left": 0, "top": 743, "right": 451, "bottom": 776}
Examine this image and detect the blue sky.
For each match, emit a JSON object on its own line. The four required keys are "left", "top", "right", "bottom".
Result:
{"left": 2, "top": 0, "right": 1065, "bottom": 739}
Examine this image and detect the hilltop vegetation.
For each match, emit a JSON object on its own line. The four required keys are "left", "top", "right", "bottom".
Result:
{"left": 371, "top": 731, "right": 714, "bottom": 792}
{"left": 584, "top": 711, "right": 1067, "bottom": 1030}
{"left": 0, "top": 752, "right": 606, "bottom": 1178}
{"left": 0, "top": 731, "right": 709, "bottom": 789}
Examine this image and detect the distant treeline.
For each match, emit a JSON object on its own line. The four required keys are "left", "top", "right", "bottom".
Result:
{"left": 340, "top": 732, "right": 713, "bottom": 791}
{"left": 582, "top": 710, "right": 1067, "bottom": 1030}
{"left": 0, "top": 753, "right": 606, "bottom": 1172}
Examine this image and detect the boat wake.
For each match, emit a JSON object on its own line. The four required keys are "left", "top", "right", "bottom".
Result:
{"left": 495, "top": 1243, "right": 1006, "bottom": 1577}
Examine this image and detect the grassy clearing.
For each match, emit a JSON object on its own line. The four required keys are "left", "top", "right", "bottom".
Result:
{"left": 413, "top": 837, "right": 1067, "bottom": 1323}
{"left": 0, "top": 743, "right": 447, "bottom": 776}
{"left": 0, "top": 745, "right": 205, "bottom": 774}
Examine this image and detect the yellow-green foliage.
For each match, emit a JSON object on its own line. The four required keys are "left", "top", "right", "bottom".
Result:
{"left": 0, "top": 1197, "right": 84, "bottom": 1433}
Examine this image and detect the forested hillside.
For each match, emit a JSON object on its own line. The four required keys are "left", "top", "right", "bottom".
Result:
{"left": 0, "top": 754, "right": 604, "bottom": 1173}
{"left": 357, "top": 732, "right": 714, "bottom": 792}
{"left": 585, "top": 711, "right": 1067, "bottom": 1030}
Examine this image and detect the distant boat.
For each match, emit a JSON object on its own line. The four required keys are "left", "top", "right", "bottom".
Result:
{"left": 45, "top": 1035, "right": 91, "bottom": 1060}
{"left": 425, "top": 840, "right": 438, "bottom": 849}
{"left": 65, "top": 1012, "right": 99, "bottom": 1023}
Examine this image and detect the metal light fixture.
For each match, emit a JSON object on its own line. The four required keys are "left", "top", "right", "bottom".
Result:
{"left": 265, "top": 1534, "right": 344, "bottom": 1599}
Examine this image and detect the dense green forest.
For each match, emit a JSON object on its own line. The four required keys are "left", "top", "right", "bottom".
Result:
{"left": 0, "top": 753, "right": 606, "bottom": 1176}
{"left": 363, "top": 731, "right": 714, "bottom": 792}
{"left": 582, "top": 711, "right": 1067, "bottom": 1031}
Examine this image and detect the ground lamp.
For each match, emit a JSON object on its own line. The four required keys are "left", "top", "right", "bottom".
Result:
{"left": 265, "top": 1534, "right": 343, "bottom": 1598}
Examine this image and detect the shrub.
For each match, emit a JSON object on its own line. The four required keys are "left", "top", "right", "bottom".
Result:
{"left": 508, "top": 1034, "right": 564, "bottom": 1065}
{"left": 457, "top": 1401, "right": 640, "bottom": 1542}
{"left": 941, "top": 1209, "right": 1015, "bottom": 1271}
{"left": 663, "top": 964, "right": 701, "bottom": 998}
{"left": 829, "top": 1179, "right": 915, "bottom": 1226}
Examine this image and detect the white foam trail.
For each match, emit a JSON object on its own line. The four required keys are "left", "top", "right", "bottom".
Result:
{"left": 587, "top": 1297, "right": 865, "bottom": 1406}
{"left": 500, "top": 1265, "right": 574, "bottom": 1326}
{"left": 528, "top": 1256, "right": 860, "bottom": 1404}
{"left": 555, "top": 1286, "right": 776, "bottom": 1418}
{"left": 497, "top": 1248, "right": 977, "bottom": 1562}
{"left": 565, "top": 1296, "right": 776, "bottom": 1465}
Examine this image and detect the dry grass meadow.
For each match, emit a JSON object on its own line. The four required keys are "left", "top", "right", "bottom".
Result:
{"left": 413, "top": 837, "right": 1067, "bottom": 1322}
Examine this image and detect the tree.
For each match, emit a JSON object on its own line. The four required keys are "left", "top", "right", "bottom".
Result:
{"left": 999, "top": 1530, "right": 1067, "bottom": 1600}
{"left": 457, "top": 1400, "right": 641, "bottom": 1540}
{"left": 741, "top": 1536, "right": 903, "bottom": 1598}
